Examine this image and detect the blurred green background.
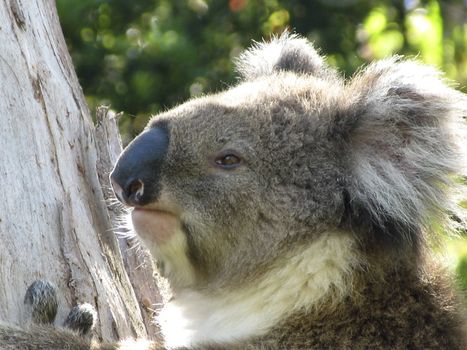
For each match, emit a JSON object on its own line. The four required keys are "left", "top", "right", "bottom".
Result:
{"left": 55, "top": 0, "right": 467, "bottom": 289}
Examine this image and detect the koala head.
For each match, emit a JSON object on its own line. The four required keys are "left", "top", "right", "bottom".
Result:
{"left": 111, "top": 33, "right": 466, "bottom": 292}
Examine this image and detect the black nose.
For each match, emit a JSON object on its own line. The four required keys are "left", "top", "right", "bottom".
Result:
{"left": 110, "top": 125, "right": 169, "bottom": 206}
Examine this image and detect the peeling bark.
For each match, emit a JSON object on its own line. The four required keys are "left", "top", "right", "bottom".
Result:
{"left": 0, "top": 1, "right": 160, "bottom": 342}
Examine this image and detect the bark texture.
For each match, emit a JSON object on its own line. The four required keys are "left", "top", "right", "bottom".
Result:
{"left": 0, "top": 0, "right": 159, "bottom": 342}
{"left": 95, "top": 106, "right": 167, "bottom": 342}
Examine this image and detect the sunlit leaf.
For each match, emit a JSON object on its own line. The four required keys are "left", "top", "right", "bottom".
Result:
{"left": 406, "top": 1, "right": 442, "bottom": 66}
{"left": 364, "top": 7, "right": 387, "bottom": 35}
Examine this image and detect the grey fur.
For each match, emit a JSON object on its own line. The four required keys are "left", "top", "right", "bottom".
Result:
{"left": 342, "top": 58, "right": 466, "bottom": 247}
{"left": 1, "top": 32, "right": 466, "bottom": 349}
{"left": 235, "top": 31, "right": 339, "bottom": 82}
{"left": 64, "top": 303, "right": 97, "bottom": 335}
{"left": 24, "top": 280, "right": 58, "bottom": 325}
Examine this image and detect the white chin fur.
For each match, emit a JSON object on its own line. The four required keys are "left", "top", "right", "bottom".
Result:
{"left": 158, "top": 231, "right": 360, "bottom": 348}
{"left": 143, "top": 228, "right": 196, "bottom": 289}
{"left": 130, "top": 209, "right": 197, "bottom": 288}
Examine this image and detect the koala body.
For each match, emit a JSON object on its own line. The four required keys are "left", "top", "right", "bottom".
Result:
{"left": 1, "top": 33, "right": 466, "bottom": 349}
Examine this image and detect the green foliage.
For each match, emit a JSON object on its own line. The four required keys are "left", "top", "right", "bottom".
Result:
{"left": 56, "top": 0, "right": 466, "bottom": 288}
{"left": 56, "top": 0, "right": 466, "bottom": 139}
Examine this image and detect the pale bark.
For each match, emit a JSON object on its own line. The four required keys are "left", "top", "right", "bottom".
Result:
{"left": 95, "top": 106, "right": 167, "bottom": 342}
{"left": 0, "top": 0, "right": 159, "bottom": 342}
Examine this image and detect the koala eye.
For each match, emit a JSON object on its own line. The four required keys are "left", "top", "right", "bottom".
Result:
{"left": 213, "top": 151, "right": 242, "bottom": 170}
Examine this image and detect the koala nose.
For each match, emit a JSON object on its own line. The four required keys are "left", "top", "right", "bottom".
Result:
{"left": 110, "top": 126, "right": 169, "bottom": 206}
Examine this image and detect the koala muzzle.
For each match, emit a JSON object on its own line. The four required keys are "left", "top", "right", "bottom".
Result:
{"left": 110, "top": 126, "right": 169, "bottom": 206}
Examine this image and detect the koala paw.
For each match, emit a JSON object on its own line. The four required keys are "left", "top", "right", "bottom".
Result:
{"left": 64, "top": 303, "right": 97, "bottom": 335}
{"left": 24, "top": 280, "right": 97, "bottom": 336}
{"left": 24, "top": 280, "right": 58, "bottom": 325}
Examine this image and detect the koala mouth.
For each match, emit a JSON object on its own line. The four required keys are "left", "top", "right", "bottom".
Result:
{"left": 131, "top": 208, "right": 181, "bottom": 245}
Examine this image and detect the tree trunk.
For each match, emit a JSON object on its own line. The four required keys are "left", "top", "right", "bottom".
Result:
{"left": 95, "top": 107, "right": 167, "bottom": 342}
{"left": 0, "top": 0, "right": 160, "bottom": 342}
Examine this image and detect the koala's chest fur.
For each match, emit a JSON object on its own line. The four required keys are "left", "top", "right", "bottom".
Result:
{"left": 267, "top": 265, "right": 467, "bottom": 350}
{"left": 159, "top": 257, "right": 466, "bottom": 350}
{"left": 158, "top": 232, "right": 358, "bottom": 348}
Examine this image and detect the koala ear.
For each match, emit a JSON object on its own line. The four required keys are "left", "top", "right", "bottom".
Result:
{"left": 235, "top": 31, "right": 335, "bottom": 80}
{"left": 340, "top": 58, "right": 466, "bottom": 247}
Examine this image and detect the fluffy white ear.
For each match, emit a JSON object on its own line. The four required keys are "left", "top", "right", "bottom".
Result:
{"left": 341, "top": 58, "right": 466, "bottom": 246}
{"left": 235, "top": 31, "right": 336, "bottom": 80}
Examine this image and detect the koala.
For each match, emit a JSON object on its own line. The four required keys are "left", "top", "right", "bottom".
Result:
{"left": 1, "top": 32, "right": 466, "bottom": 349}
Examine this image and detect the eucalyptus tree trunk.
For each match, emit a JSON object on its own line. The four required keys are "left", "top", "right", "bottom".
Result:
{"left": 0, "top": 0, "right": 160, "bottom": 342}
